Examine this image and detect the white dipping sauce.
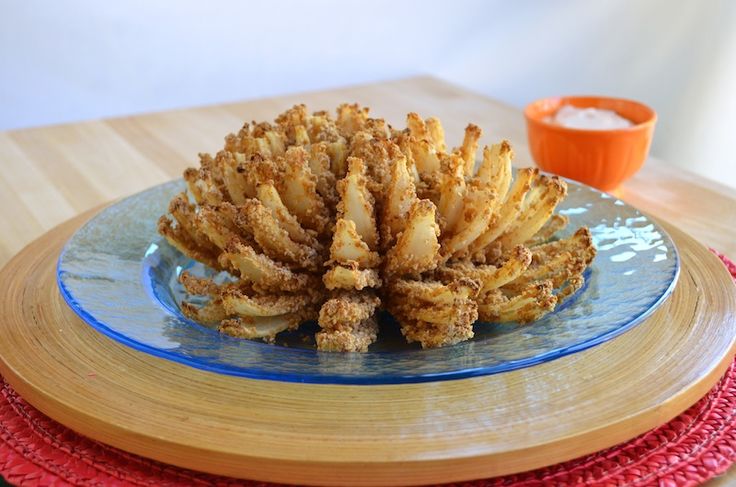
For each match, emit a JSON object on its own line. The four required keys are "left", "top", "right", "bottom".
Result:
{"left": 547, "top": 105, "right": 634, "bottom": 130}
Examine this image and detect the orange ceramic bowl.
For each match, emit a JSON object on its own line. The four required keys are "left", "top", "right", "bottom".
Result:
{"left": 524, "top": 96, "right": 656, "bottom": 191}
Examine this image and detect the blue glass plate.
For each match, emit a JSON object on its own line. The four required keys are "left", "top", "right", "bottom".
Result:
{"left": 57, "top": 179, "right": 679, "bottom": 384}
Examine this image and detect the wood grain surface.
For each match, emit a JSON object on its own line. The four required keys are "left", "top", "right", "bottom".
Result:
{"left": 0, "top": 76, "right": 734, "bottom": 269}
{"left": 1, "top": 76, "right": 736, "bottom": 484}
{"left": 0, "top": 207, "right": 734, "bottom": 485}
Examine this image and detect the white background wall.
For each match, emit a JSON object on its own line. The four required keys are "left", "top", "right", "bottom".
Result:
{"left": 1, "top": 0, "right": 735, "bottom": 188}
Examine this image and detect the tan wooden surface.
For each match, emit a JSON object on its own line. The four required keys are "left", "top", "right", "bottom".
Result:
{"left": 1, "top": 75, "right": 736, "bottom": 484}
{"left": 0, "top": 207, "right": 734, "bottom": 485}
{"left": 0, "top": 76, "right": 734, "bottom": 268}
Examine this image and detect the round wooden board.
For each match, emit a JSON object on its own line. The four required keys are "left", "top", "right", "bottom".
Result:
{"left": 1, "top": 208, "right": 735, "bottom": 487}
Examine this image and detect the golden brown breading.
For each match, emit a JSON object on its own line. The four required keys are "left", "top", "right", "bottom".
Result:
{"left": 159, "top": 104, "right": 597, "bottom": 350}
{"left": 425, "top": 117, "right": 446, "bottom": 152}
{"left": 439, "top": 184, "right": 496, "bottom": 261}
{"left": 221, "top": 288, "right": 319, "bottom": 317}
{"left": 498, "top": 175, "right": 568, "bottom": 250}
{"left": 469, "top": 168, "right": 536, "bottom": 256}
{"left": 478, "top": 281, "right": 557, "bottom": 323}
{"left": 530, "top": 226, "right": 596, "bottom": 266}
{"left": 219, "top": 311, "right": 314, "bottom": 343}
{"left": 456, "top": 123, "right": 482, "bottom": 176}
{"left": 315, "top": 316, "right": 379, "bottom": 352}
{"left": 236, "top": 199, "right": 323, "bottom": 271}
{"left": 308, "top": 142, "right": 339, "bottom": 212}
{"left": 555, "top": 274, "right": 586, "bottom": 304}
{"left": 316, "top": 291, "right": 381, "bottom": 351}
{"left": 158, "top": 211, "right": 222, "bottom": 271}
{"left": 474, "top": 141, "right": 513, "bottom": 202}
{"left": 179, "top": 270, "right": 221, "bottom": 296}
{"left": 328, "top": 218, "right": 380, "bottom": 268}
{"left": 437, "top": 153, "right": 466, "bottom": 233}
{"left": 168, "top": 193, "right": 213, "bottom": 250}
{"left": 387, "top": 278, "right": 479, "bottom": 348}
{"left": 336, "top": 157, "right": 379, "bottom": 250}
{"left": 256, "top": 182, "right": 321, "bottom": 250}
{"left": 275, "top": 104, "right": 309, "bottom": 145}
{"left": 195, "top": 202, "right": 244, "bottom": 250}
{"left": 278, "top": 147, "right": 331, "bottom": 235}
{"left": 436, "top": 245, "right": 532, "bottom": 292}
{"left": 380, "top": 151, "right": 417, "bottom": 248}
{"left": 383, "top": 199, "right": 441, "bottom": 278}
{"left": 181, "top": 300, "right": 229, "bottom": 324}
{"left": 218, "top": 239, "right": 318, "bottom": 293}
{"left": 348, "top": 132, "right": 392, "bottom": 199}
{"left": 501, "top": 227, "right": 595, "bottom": 298}
{"left": 317, "top": 291, "right": 381, "bottom": 331}
{"left": 397, "top": 313, "right": 476, "bottom": 349}
{"left": 322, "top": 265, "right": 382, "bottom": 291}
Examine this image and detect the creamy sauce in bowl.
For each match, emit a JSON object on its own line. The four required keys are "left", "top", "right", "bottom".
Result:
{"left": 546, "top": 105, "right": 634, "bottom": 130}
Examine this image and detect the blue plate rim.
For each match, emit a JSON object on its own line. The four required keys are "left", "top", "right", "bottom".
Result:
{"left": 55, "top": 181, "right": 681, "bottom": 385}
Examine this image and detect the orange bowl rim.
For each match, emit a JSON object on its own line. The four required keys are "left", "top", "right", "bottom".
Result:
{"left": 524, "top": 95, "right": 657, "bottom": 134}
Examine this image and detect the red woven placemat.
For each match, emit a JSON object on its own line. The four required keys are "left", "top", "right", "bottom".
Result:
{"left": 1, "top": 252, "right": 735, "bottom": 487}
